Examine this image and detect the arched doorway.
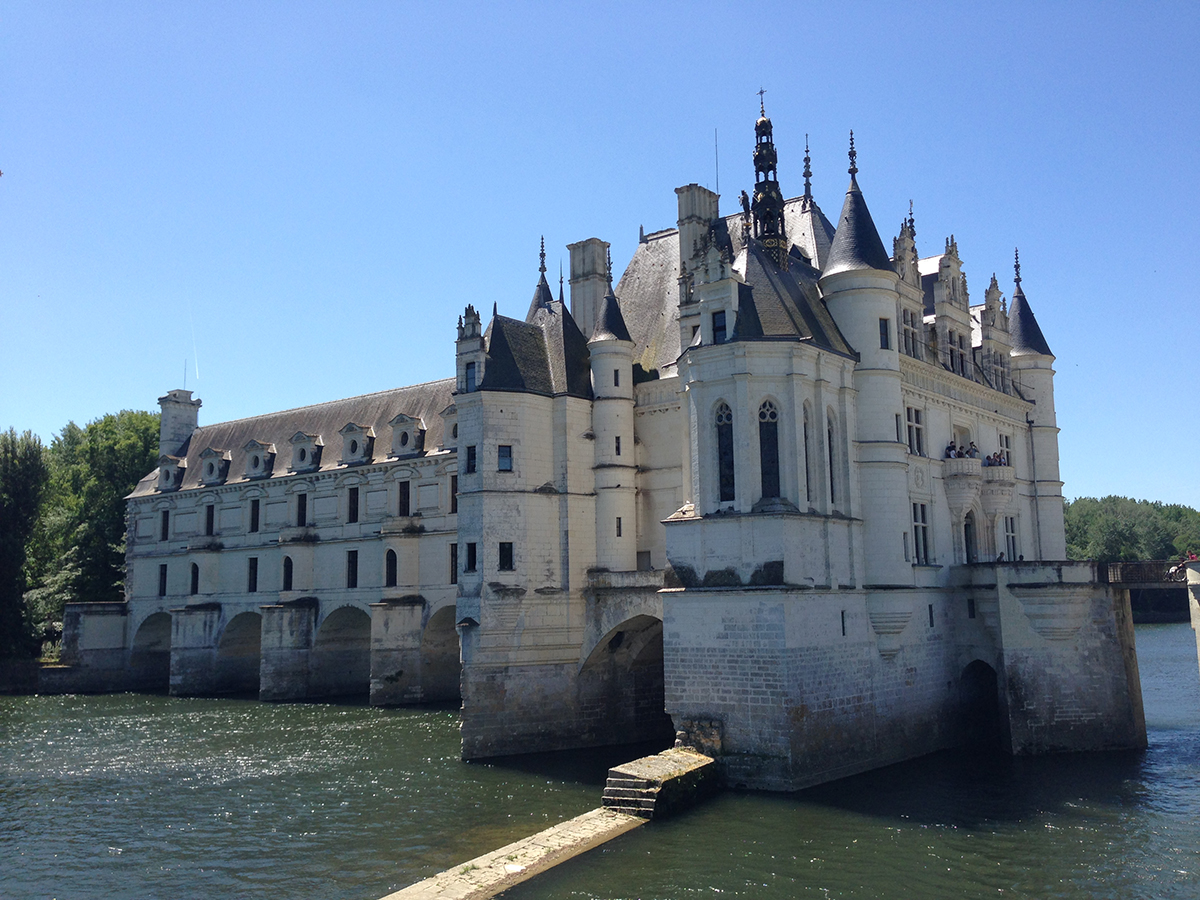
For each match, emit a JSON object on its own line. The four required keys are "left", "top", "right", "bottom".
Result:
{"left": 577, "top": 615, "right": 675, "bottom": 750}
{"left": 310, "top": 606, "right": 371, "bottom": 699}
{"left": 130, "top": 613, "right": 172, "bottom": 691}
{"left": 420, "top": 605, "right": 461, "bottom": 702}
{"left": 964, "top": 511, "right": 978, "bottom": 563}
{"left": 959, "top": 659, "right": 1003, "bottom": 751}
{"left": 216, "top": 612, "right": 262, "bottom": 695}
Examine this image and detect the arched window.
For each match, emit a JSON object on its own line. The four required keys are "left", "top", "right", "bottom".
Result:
{"left": 758, "top": 400, "right": 780, "bottom": 499}
{"left": 803, "top": 404, "right": 812, "bottom": 503}
{"left": 715, "top": 403, "right": 735, "bottom": 502}
{"left": 282, "top": 556, "right": 293, "bottom": 591}
{"left": 189, "top": 562, "right": 199, "bottom": 595}
{"left": 826, "top": 410, "right": 838, "bottom": 507}
{"left": 385, "top": 549, "right": 398, "bottom": 587}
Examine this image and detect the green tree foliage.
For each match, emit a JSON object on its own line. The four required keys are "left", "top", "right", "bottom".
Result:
{"left": 23, "top": 411, "right": 160, "bottom": 631}
{"left": 0, "top": 429, "right": 50, "bottom": 658}
{"left": 1064, "top": 496, "right": 1200, "bottom": 562}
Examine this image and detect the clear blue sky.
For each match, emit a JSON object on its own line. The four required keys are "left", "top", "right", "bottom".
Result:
{"left": 2, "top": 2, "right": 1197, "bottom": 507}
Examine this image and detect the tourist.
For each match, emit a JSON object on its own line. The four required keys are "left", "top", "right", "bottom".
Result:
{"left": 945, "top": 442, "right": 957, "bottom": 459}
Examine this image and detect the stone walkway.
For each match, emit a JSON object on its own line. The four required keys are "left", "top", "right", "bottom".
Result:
{"left": 379, "top": 807, "right": 645, "bottom": 900}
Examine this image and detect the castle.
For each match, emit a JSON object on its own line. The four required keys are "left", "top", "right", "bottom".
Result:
{"left": 61, "top": 108, "right": 1145, "bottom": 791}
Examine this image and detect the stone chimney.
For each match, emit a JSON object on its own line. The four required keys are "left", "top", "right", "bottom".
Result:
{"left": 158, "top": 389, "right": 201, "bottom": 457}
{"left": 567, "top": 237, "right": 610, "bottom": 340}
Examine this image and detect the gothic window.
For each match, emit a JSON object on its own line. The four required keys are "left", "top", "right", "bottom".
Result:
{"left": 190, "top": 563, "right": 199, "bottom": 596}
{"left": 758, "top": 400, "right": 780, "bottom": 500}
{"left": 715, "top": 403, "right": 735, "bottom": 503}
{"left": 283, "top": 556, "right": 293, "bottom": 591}
{"left": 346, "top": 550, "right": 358, "bottom": 589}
{"left": 712, "top": 310, "right": 727, "bottom": 344}
{"left": 385, "top": 549, "right": 398, "bottom": 587}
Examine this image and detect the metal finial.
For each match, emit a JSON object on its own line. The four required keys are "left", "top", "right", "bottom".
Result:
{"left": 848, "top": 130, "right": 858, "bottom": 177}
{"left": 606, "top": 248, "right": 613, "bottom": 287}
{"left": 1014, "top": 247, "right": 1022, "bottom": 285}
{"left": 559, "top": 261, "right": 564, "bottom": 303}
{"left": 803, "top": 134, "right": 812, "bottom": 198}
{"left": 757, "top": 87, "right": 766, "bottom": 116}
{"left": 539, "top": 236, "right": 546, "bottom": 274}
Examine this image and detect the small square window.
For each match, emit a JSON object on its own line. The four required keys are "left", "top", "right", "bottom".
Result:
{"left": 498, "top": 445, "right": 512, "bottom": 472}
{"left": 499, "top": 542, "right": 514, "bottom": 571}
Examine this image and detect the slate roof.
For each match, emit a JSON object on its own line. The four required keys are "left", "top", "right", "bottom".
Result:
{"left": 525, "top": 272, "right": 555, "bottom": 321}
{"left": 129, "top": 378, "right": 456, "bottom": 498}
{"left": 591, "top": 287, "right": 633, "bottom": 343}
{"left": 730, "top": 241, "right": 856, "bottom": 356}
{"left": 822, "top": 175, "right": 893, "bottom": 277}
{"left": 1007, "top": 283, "right": 1053, "bottom": 356}
{"left": 480, "top": 300, "right": 593, "bottom": 399}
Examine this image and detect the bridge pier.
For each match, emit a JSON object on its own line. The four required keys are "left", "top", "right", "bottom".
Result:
{"left": 259, "top": 598, "right": 317, "bottom": 701}
{"left": 1187, "top": 563, "right": 1200, "bottom": 679}
{"left": 169, "top": 603, "right": 223, "bottom": 696}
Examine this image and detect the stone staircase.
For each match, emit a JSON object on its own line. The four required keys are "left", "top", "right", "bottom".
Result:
{"left": 601, "top": 772, "right": 659, "bottom": 817}
{"left": 600, "top": 747, "right": 717, "bottom": 819}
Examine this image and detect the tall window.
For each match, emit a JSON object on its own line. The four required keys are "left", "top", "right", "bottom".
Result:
{"left": 247, "top": 557, "right": 258, "bottom": 593}
{"left": 465, "top": 445, "right": 477, "bottom": 474}
{"left": 348, "top": 486, "right": 359, "bottom": 523}
{"left": 827, "top": 414, "right": 838, "bottom": 506}
{"left": 716, "top": 403, "right": 735, "bottom": 503}
{"left": 205, "top": 504, "right": 215, "bottom": 537}
{"left": 465, "top": 361, "right": 477, "bottom": 392}
{"left": 450, "top": 475, "right": 458, "bottom": 513}
{"left": 879, "top": 317, "right": 891, "bottom": 350}
{"left": 615, "top": 436, "right": 622, "bottom": 456}
{"left": 346, "top": 550, "right": 358, "bottom": 589}
{"left": 249, "top": 498, "right": 260, "bottom": 533}
{"left": 902, "top": 309, "right": 923, "bottom": 359}
{"left": 398, "top": 480, "right": 411, "bottom": 516}
{"left": 283, "top": 556, "right": 293, "bottom": 591}
{"left": 449, "top": 544, "right": 458, "bottom": 585}
{"left": 385, "top": 549, "right": 398, "bottom": 587}
{"left": 465, "top": 542, "right": 477, "bottom": 572}
{"left": 158, "top": 564, "right": 168, "bottom": 597}
{"left": 296, "top": 493, "right": 307, "bottom": 527}
{"left": 712, "top": 310, "right": 727, "bottom": 344}
{"left": 613, "top": 368, "right": 620, "bottom": 387}
{"left": 906, "top": 407, "right": 925, "bottom": 456}
{"left": 498, "top": 445, "right": 513, "bottom": 471}
{"left": 758, "top": 400, "right": 780, "bottom": 500}
{"left": 912, "top": 503, "right": 930, "bottom": 565}
{"left": 498, "top": 542, "right": 514, "bottom": 571}
{"left": 803, "top": 407, "right": 812, "bottom": 503}
{"left": 1005, "top": 516, "right": 1018, "bottom": 561}
{"left": 190, "top": 563, "right": 199, "bottom": 595}
{"left": 999, "top": 433, "right": 1012, "bottom": 467}
{"left": 615, "top": 517, "right": 622, "bottom": 537}
{"left": 160, "top": 510, "right": 170, "bottom": 541}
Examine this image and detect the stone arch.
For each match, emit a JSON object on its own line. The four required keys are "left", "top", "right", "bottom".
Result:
{"left": 419, "top": 604, "right": 461, "bottom": 702}
{"left": 577, "top": 614, "right": 674, "bottom": 750}
{"left": 310, "top": 604, "right": 371, "bottom": 699}
{"left": 959, "top": 659, "right": 1005, "bottom": 752}
{"left": 757, "top": 397, "right": 781, "bottom": 501}
{"left": 215, "top": 611, "right": 262, "bottom": 695}
{"left": 130, "top": 612, "right": 172, "bottom": 691}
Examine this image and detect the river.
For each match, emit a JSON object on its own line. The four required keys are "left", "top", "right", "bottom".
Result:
{"left": 2, "top": 623, "right": 1198, "bottom": 899}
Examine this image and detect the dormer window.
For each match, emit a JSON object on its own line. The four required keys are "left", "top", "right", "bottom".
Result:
{"left": 198, "top": 447, "right": 231, "bottom": 486}
{"left": 388, "top": 413, "right": 426, "bottom": 458}
{"left": 243, "top": 440, "right": 276, "bottom": 479}
{"left": 439, "top": 404, "right": 457, "bottom": 450}
{"left": 157, "top": 455, "right": 185, "bottom": 492}
{"left": 338, "top": 423, "right": 376, "bottom": 466}
{"left": 289, "top": 432, "right": 323, "bottom": 473}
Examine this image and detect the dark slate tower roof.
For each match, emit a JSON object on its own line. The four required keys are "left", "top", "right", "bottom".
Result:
{"left": 525, "top": 236, "right": 556, "bottom": 321}
{"left": 592, "top": 285, "right": 632, "bottom": 343}
{"left": 1008, "top": 250, "right": 1053, "bottom": 356}
{"left": 822, "top": 132, "right": 893, "bottom": 277}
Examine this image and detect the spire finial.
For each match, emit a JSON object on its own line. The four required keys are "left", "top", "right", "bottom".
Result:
{"left": 803, "top": 133, "right": 812, "bottom": 199}
{"left": 1014, "top": 247, "right": 1022, "bottom": 285}
{"left": 558, "top": 261, "right": 564, "bottom": 303}
{"left": 757, "top": 87, "right": 766, "bottom": 116}
{"left": 606, "top": 248, "right": 613, "bottom": 288}
{"left": 539, "top": 236, "right": 546, "bottom": 274}
{"left": 848, "top": 130, "right": 858, "bottom": 177}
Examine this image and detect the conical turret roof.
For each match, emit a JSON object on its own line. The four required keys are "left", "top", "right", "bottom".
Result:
{"left": 1008, "top": 278, "right": 1052, "bottom": 356}
{"left": 822, "top": 134, "right": 892, "bottom": 277}
{"left": 591, "top": 286, "right": 632, "bottom": 343}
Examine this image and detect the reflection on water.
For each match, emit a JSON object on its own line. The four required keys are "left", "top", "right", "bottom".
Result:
{"left": 2, "top": 625, "right": 1199, "bottom": 900}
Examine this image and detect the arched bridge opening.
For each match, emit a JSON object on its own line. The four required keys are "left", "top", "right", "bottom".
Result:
{"left": 420, "top": 605, "right": 461, "bottom": 703}
{"left": 216, "top": 612, "right": 262, "bottom": 696}
{"left": 130, "top": 612, "right": 172, "bottom": 692}
{"left": 577, "top": 614, "right": 675, "bottom": 751}
{"left": 310, "top": 605, "right": 371, "bottom": 700}
{"left": 958, "top": 659, "right": 1005, "bottom": 753}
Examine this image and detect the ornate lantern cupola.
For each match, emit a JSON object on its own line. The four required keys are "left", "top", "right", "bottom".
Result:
{"left": 750, "top": 92, "right": 789, "bottom": 269}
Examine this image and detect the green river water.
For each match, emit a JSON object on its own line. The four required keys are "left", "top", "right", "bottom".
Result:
{"left": 2, "top": 623, "right": 1198, "bottom": 899}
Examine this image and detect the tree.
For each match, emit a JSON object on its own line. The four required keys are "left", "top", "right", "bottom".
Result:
{"left": 1064, "top": 495, "right": 1200, "bottom": 563}
{"left": 0, "top": 429, "right": 50, "bottom": 658}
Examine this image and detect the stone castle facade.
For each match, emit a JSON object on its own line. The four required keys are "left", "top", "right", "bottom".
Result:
{"left": 62, "top": 109, "right": 1145, "bottom": 790}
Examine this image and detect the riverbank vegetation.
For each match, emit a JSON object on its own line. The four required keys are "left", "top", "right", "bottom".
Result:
{"left": 1065, "top": 496, "right": 1200, "bottom": 563}
{"left": 0, "top": 412, "right": 158, "bottom": 659}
